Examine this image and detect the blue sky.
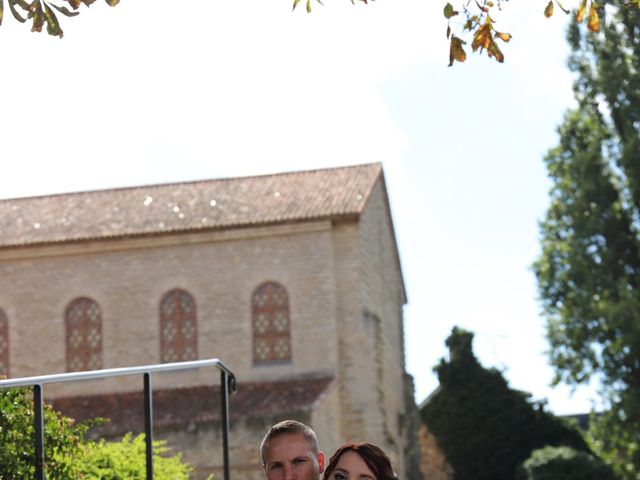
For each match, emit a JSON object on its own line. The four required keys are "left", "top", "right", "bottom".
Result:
{"left": 1, "top": 0, "right": 600, "bottom": 414}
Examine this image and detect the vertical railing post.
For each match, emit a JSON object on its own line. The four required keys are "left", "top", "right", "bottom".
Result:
{"left": 221, "top": 370, "right": 231, "bottom": 480}
{"left": 33, "top": 384, "right": 45, "bottom": 480}
{"left": 143, "top": 372, "right": 154, "bottom": 480}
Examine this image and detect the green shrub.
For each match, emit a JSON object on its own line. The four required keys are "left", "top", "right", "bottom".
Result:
{"left": 0, "top": 387, "right": 194, "bottom": 480}
{"left": 517, "top": 445, "right": 618, "bottom": 480}
{"left": 68, "top": 433, "right": 192, "bottom": 480}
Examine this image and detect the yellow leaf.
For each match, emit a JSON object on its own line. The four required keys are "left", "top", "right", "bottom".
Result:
{"left": 306, "top": 0, "right": 311, "bottom": 12}
{"left": 292, "top": 0, "right": 301, "bottom": 10}
{"left": 576, "top": 0, "right": 587, "bottom": 22}
{"left": 446, "top": 25, "right": 451, "bottom": 39}
{"left": 587, "top": 3, "right": 600, "bottom": 31}
{"left": 472, "top": 23, "right": 492, "bottom": 52}
{"left": 544, "top": 0, "right": 554, "bottom": 17}
{"left": 476, "top": 0, "right": 489, "bottom": 12}
{"left": 494, "top": 31, "right": 511, "bottom": 42}
{"left": 487, "top": 38, "right": 504, "bottom": 62}
{"left": 449, "top": 35, "right": 467, "bottom": 66}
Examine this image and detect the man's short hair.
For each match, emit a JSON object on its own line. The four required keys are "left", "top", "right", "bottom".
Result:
{"left": 260, "top": 419, "right": 319, "bottom": 464}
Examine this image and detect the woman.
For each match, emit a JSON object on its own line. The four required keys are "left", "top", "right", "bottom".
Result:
{"left": 323, "top": 443, "right": 398, "bottom": 480}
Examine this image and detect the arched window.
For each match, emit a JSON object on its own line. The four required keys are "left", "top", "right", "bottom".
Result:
{"left": 0, "top": 309, "right": 8, "bottom": 378}
{"left": 252, "top": 281, "right": 291, "bottom": 364}
{"left": 160, "top": 289, "right": 198, "bottom": 363}
{"left": 65, "top": 297, "right": 103, "bottom": 372}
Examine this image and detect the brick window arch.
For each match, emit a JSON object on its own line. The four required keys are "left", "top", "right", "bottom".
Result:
{"left": 65, "top": 297, "right": 103, "bottom": 372}
{"left": 0, "top": 309, "right": 8, "bottom": 378}
{"left": 160, "top": 289, "right": 198, "bottom": 363}
{"left": 252, "top": 281, "right": 291, "bottom": 364}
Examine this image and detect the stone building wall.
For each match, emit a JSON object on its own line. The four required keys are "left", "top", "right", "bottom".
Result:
{"left": 419, "top": 423, "right": 453, "bottom": 480}
{"left": 0, "top": 221, "right": 339, "bottom": 397}
{"left": 331, "top": 177, "right": 410, "bottom": 478}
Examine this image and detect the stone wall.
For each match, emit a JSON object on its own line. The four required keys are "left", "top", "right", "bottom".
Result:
{"left": 331, "top": 177, "right": 411, "bottom": 478}
{"left": 0, "top": 221, "right": 339, "bottom": 397}
{"left": 418, "top": 423, "right": 453, "bottom": 480}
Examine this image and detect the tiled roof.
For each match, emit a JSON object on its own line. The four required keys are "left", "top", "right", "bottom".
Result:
{"left": 0, "top": 163, "right": 382, "bottom": 248}
{"left": 50, "top": 376, "right": 334, "bottom": 437}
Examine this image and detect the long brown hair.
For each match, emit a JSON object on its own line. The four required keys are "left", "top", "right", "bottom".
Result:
{"left": 323, "top": 443, "right": 397, "bottom": 480}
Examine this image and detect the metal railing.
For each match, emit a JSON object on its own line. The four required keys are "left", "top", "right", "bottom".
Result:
{"left": 0, "top": 358, "right": 237, "bottom": 480}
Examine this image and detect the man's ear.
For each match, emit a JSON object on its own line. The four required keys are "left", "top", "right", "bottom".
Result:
{"left": 317, "top": 452, "right": 326, "bottom": 473}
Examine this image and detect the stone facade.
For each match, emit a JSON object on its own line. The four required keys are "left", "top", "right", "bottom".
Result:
{"left": 418, "top": 423, "right": 454, "bottom": 480}
{"left": 0, "top": 164, "right": 420, "bottom": 479}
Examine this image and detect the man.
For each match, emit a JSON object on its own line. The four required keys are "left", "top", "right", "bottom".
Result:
{"left": 261, "top": 420, "right": 326, "bottom": 480}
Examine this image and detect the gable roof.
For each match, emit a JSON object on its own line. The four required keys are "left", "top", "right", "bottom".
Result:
{"left": 51, "top": 376, "right": 335, "bottom": 437}
{"left": 0, "top": 163, "right": 382, "bottom": 248}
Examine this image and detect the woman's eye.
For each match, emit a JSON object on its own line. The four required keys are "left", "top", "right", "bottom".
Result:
{"left": 334, "top": 473, "right": 347, "bottom": 480}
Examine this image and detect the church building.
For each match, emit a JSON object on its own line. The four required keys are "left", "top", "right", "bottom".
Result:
{"left": 0, "top": 163, "right": 421, "bottom": 479}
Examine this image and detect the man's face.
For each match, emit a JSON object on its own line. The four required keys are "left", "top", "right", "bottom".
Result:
{"left": 263, "top": 433, "right": 325, "bottom": 480}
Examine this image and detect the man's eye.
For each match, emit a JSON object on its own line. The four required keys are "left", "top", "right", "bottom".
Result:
{"left": 293, "top": 459, "right": 307, "bottom": 465}
{"left": 270, "top": 464, "right": 283, "bottom": 470}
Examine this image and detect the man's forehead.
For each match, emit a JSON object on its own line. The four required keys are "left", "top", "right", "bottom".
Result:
{"left": 264, "top": 433, "right": 316, "bottom": 462}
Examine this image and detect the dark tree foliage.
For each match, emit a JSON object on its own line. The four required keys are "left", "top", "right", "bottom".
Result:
{"left": 517, "top": 445, "right": 618, "bottom": 480}
{"left": 421, "top": 327, "right": 589, "bottom": 480}
{"left": 533, "top": 1, "right": 640, "bottom": 477}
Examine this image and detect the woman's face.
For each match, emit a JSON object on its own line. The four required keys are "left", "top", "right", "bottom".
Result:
{"left": 328, "top": 450, "right": 376, "bottom": 480}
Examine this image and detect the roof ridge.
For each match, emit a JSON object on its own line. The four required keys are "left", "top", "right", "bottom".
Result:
{"left": 0, "top": 162, "right": 382, "bottom": 204}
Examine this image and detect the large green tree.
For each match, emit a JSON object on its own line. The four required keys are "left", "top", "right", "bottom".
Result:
{"left": 421, "top": 327, "right": 589, "bottom": 480}
{"left": 533, "top": 1, "right": 640, "bottom": 477}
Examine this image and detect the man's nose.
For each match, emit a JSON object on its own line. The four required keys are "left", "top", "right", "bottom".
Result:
{"left": 283, "top": 464, "right": 297, "bottom": 480}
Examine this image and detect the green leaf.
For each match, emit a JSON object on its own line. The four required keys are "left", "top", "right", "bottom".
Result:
{"left": 7, "top": 0, "right": 27, "bottom": 22}
{"left": 306, "top": 0, "right": 311, "bottom": 12}
{"left": 104, "top": 0, "right": 119, "bottom": 5}
{"left": 292, "top": 0, "right": 301, "bottom": 10}
{"left": 30, "top": 0, "right": 45, "bottom": 32}
{"left": 443, "top": 2, "right": 458, "bottom": 19}
{"left": 0, "top": 0, "right": 4, "bottom": 26}
{"left": 49, "top": 2, "right": 79, "bottom": 16}
{"left": 555, "top": 0, "right": 570, "bottom": 14}
{"left": 43, "top": 2, "right": 63, "bottom": 37}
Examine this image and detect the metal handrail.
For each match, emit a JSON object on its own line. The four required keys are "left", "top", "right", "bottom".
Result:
{"left": 0, "top": 358, "right": 237, "bottom": 480}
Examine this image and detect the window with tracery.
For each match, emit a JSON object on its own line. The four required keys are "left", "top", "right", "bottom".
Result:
{"left": 65, "top": 297, "right": 103, "bottom": 372}
{"left": 160, "top": 289, "right": 198, "bottom": 363}
{"left": 252, "top": 282, "right": 291, "bottom": 364}
{"left": 0, "top": 309, "right": 8, "bottom": 378}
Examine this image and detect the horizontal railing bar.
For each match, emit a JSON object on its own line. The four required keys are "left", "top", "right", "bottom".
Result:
{"left": 0, "top": 358, "right": 235, "bottom": 388}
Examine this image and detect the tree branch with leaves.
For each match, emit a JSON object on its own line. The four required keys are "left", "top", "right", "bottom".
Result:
{"left": 0, "top": 0, "right": 119, "bottom": 38}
